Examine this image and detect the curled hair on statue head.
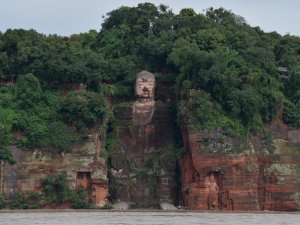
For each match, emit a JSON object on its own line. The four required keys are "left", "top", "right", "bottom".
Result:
{"left": 136, "top": 70, "right": 155, "bottom": 81}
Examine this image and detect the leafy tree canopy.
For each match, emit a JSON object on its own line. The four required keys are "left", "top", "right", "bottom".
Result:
{"left": 0, "top": 3, "right": 300, "bottom": 162}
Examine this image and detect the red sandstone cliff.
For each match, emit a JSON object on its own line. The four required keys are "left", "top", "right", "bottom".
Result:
{"left": 253, "top": 121, "right": 300, "bottom": 211}
{"left": 180, "top": 125, "right": 259, "bottom": 211}
{"left": 180, "top": 120, "right": 300, "bottom": 211}
{"left": 1, "top": 133, "right": 108, "bottom": 208}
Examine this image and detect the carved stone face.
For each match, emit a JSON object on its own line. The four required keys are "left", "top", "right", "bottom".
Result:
{"left": 135, "top": 71, "right": 155, "bottom": 99}
{"left": 209, "top": 174, "right": 215, "bottom": 182}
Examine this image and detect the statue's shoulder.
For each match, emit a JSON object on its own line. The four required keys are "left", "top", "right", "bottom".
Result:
{"left": 114, "top": 101, "right": 134, "bottom": 121}
{"left": 152, "top": 100, "right": 173, "bottom": 123}
{"left": 153, "top": 100, "right": 172, "bottom": 112}
{"left": 115, "top": 101, "right": 134, "bottom": 109}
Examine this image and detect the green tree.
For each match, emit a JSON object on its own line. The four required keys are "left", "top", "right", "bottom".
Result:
{"left": 60, "top": 91, "right": 107, "bottom": 129}
{"left": 283, "top": 100, "right": 300, "bottom": 128}
{"left": 184, "top": 91, "right": 219, "bottom": 131}
{"left": 225, "top": 88, "right": 263, "bottom": 130}
{"left": 0, "top": 124, "right": 15, "bottom": 164}
{"left": 196, "top": 28, "right": 225, "bottom": 50}
{"left": 44, "top": 172, "right": 69, "bottom": 204}
{"left": 15, "top": 73, "right": 42, "bottom": 109}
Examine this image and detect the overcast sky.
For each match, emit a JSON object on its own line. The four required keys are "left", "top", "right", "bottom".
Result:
{"left": 0, "top": 0, "right": 299, "bottom": 36}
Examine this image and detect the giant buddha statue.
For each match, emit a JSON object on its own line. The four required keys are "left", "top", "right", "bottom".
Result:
{"left": 109, "top": 70, "right": 176, "bottom": 209}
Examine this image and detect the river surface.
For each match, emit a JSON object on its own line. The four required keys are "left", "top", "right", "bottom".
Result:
{"left": 0, "top": 211, "right": 299, "bottom": 225}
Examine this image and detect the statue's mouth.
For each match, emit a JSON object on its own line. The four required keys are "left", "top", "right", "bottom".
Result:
{"left": 142, "top": 91, "right": 150, "bottom": 96}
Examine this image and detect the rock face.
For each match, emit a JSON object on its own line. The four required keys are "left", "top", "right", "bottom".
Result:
{"left": 253, "top": 121, "right": 300, "bottom": 211}
{"left": 1, "top": 69, "right": 299, "bottom": 211}
{"left": 180, "top": 126, "right": 259, "bottom": 211}
{"left": 108, "top": 71, "right": 177, "bottom": 208}
{"left": 110, "top": 101, "right": 177, "bottom": 208}
{"left": 180, "top": 120, "right": 300, "bottom": 211}
{"left": 1, "top": 133, "right": 108, "bottom": 207}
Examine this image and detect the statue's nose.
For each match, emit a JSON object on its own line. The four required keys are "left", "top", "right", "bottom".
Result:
{"left": 143, "top": 86, "right": 149, "bottom": 92}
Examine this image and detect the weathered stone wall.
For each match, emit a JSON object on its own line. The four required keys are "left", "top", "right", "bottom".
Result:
{"left": 180, "top": 128, "right": 259, "bottom": 211}
{"left": 2, "top": 101, "right": 299, "bottom": 211}
{"left": 180, "top": 120, "right": 300, "bottom": 211}
{"left": 2, "top": 133, "right": 108, "bottom": 207}
{"left": 253, "top": 121, "right": 300, "bottom": 211}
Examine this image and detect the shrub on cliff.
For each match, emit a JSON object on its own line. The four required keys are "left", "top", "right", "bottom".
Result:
{"left": 70, "top": 189, "right": 93, "bottom": 209}
{"left": 0, "top": 85, "right": 16, "bottom": 163}
{"left": 47, "top": 121, "right": 77, "bottom": 151}
{"left": 60, "top": 91, "right": 107, "bottom": 130}
{"left": 15, "top": 73, "right": 42, "bottom": 109}
{"left": 183, "top": 91, "right": 244, "bottom": 136}
{"left": 184, "top": 91, "right": 219, "bottom": 132}
{"left": 0, "top": 124, "right": 15, "bottom": 164}
{"left": 6, "top": 74, "right": 77, "bottom": 151}
{"left": 44, "top": 172, "right": 69, "bottom": 204}
{"left": 43, "top": 173, "right": 94, "bottom": 208}
{"left": 0, "top": 194, "right": 5, "bottom": 209}
{"left": 283, "top": 100, "right": 300, "bottom": 128}
{"left": 225, "top": 88, "right": 264, "bottom": 131}
{"left": 10, "top": 192, "right": 29, "bottom": 209}
{"left": 27, "top": 192, "right": 42, "bottom": 209}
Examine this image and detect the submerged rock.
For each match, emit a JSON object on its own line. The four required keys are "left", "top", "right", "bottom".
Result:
{"left": 112, "top": 202, "right": 129, "bottom": 210}
{"left": 160, "top": 203, "right": 177, "bottom": 210}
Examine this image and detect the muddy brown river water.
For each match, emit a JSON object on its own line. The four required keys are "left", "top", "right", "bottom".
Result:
{"left": 0, "top": 211, "right": 299, "bottom": 225}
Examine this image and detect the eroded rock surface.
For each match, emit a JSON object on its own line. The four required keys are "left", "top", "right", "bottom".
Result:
{"left": 180, "top": 127, "right": 259, "bottom": 211}
{"left": 2, "top": 133, "right": 108, "bottom": 207}
{"left": 180, "top": 120, "right": 300, "bottom": 211}
{"left": 254, "top": 121, "right": 300, "bottom": 211}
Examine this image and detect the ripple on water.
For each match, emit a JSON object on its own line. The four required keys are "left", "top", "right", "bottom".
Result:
{"left": 0, "top": 211, "right": 300, "bottom": 225}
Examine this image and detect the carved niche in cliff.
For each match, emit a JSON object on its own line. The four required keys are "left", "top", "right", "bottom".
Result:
{"left": 205, "top": 172, "right": 219, "bottom": 209}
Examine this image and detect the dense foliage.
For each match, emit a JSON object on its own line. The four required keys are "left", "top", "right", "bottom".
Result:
{"left": 0, "top": 72, "right": 107, "bottom": 156}
{"left": 1, "top": 3, "right": 300, "bottom": 161}
{"left": 0, "top": 194, "right": 5, "bottom": 209}
{"left": 43, "top": 172, "right": 92, "bottom": 208}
